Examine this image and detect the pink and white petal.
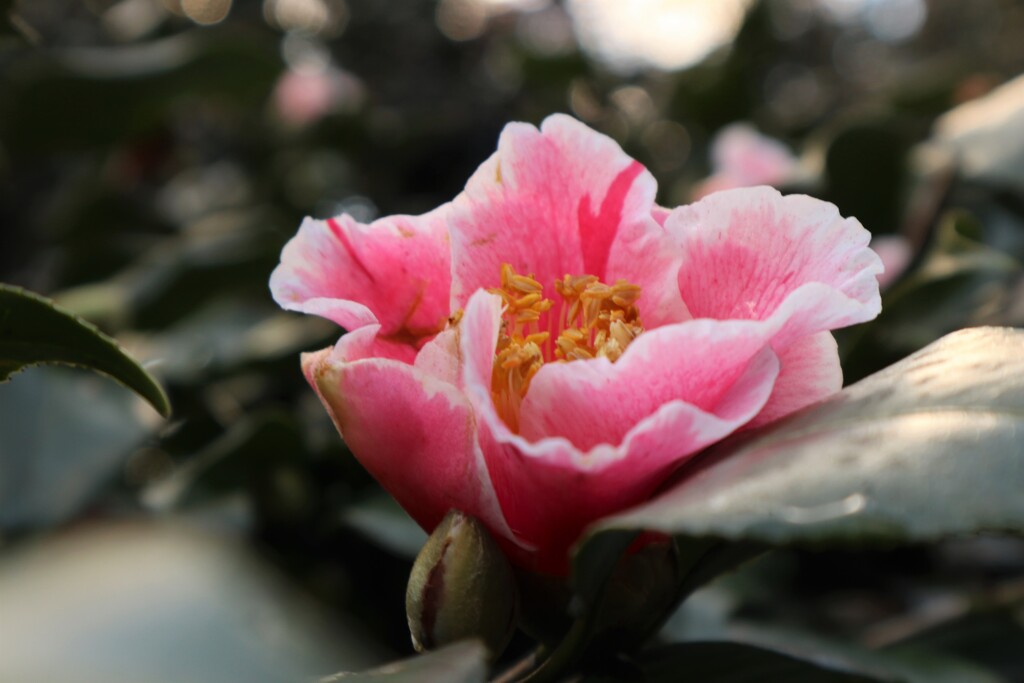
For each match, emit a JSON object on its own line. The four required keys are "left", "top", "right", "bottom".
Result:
{"left": 518, "top": 318, "right": 780, "bottom": 451}
{"left": 412, "top": 326, "right": 462, "bottom": 386}
{"left": 270, "top": 207, "right": 453, "bottom": 342}
{"left": 329, "top": 323, "right": 419, "bottom": 364}
{"left": 668, "top": 187, "right": 882, "bottom": 349}
{"left": 472, "top": 347, "right": 780, "bottom": 574}
{"left": 555, "top": 118, "right": 688, "bottom": 326}
{"left": 745, "top": 331, "right": 841, "bottom": 429}
{"left": 449, "top": 114, "right": 660, "bottom": 310}
{"left": 303, "top": 325, "right": 514, "bottom": 544}
{"left": 459, "top": 290, "right": 506, "bottom": 402}
{"left": 457, "top": 290, "right": 780, "bottom": 572}
{"left": 651, "top": 204, "right": 672, "bottom": 227}
{"left": 605, "top": 213, "right": 690, "bottom": 327}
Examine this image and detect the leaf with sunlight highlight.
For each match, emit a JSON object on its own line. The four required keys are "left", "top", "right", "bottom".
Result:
{"left": 591, "top": 326, "right": 1024, "bottom": 552}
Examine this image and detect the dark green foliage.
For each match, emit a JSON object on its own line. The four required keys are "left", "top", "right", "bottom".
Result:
{"left": 0, "top": 283, "right": 170, "bottom": 416}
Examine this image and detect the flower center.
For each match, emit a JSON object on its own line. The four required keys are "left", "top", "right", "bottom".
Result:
{"left": 487, "top": 263, "right": 643, "bottom": 432}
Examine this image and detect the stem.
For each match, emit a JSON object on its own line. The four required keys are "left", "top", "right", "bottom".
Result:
{"left": 502, "top": 533, "right": 639, "bottom": 682}
{"left": 516, "top": 617, "right": 592, "bottom": 683}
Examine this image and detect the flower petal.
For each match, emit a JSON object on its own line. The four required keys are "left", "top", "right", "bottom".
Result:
{"left": 651, "top": 205, "right": 672, "bottom": 227}
{"left": 458, "top": 290, "right": 779, "bottom": 573}
{"left": 304, "top": 325, "right": 513, "bottom": 543}
{"left": 606, "top": 211, "right": 689, "bottom": 327}
{"left": 449, "top": 115, "right": 685, "bottom": 324}
{"left": 668, "top": 187, "right": 882, "bottom": 349}
{"left": 270, "top": 207, "right": 452, "bottom": 347}
{"left": 413, "top": 326, "right": 462, "bottom": 386}
{"left": 519, "top": 318, "right": 779, "bottom": 451}
{"left": 746, "top": 331, "right": 842, "bottom": 428}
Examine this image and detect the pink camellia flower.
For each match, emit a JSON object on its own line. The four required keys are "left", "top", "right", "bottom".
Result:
{"left": 271, "top": 114, "right": 882, "bottom": 575}
{"left": 272, "top": 64, "right": 365, "bottom": 129}
{"left": 693, "top": 123, "right": 799, "bottom": 200}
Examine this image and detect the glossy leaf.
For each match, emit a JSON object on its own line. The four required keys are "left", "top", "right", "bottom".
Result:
{"left": 663, "top": 601, "right": 1003, "bottom": 683}
{"left": 594, "top": 326, "right": 1024, "bottom": 552}
{"left": 0, "top": 283, "right": 170, "bottom": 417}
{"left": 570, "top": 534, "right": 761, "bottom": 646}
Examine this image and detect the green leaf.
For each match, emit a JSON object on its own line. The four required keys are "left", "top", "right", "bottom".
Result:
{"left": 557, "top": 534, "right": 762, "bottom": 677}
{"left": 322, "top": 641, "right": 488, "bottom": 682}
{"left": 594, "top": 325, "right": 1024, "bottom": 553}
{"left": 584, "top": 641, "right": 889, "bottom": 683}
{"left": 663, "top": 611, "right": 1003, "bottom": 683}
{"left": 0, "top": 284, "right": 170, "bottom": 417}
{"left": 570, "top": 530, "right": 638, "bottom": 610}
{"left": 570, "top": 326, "right": 1024, "bottom": 651}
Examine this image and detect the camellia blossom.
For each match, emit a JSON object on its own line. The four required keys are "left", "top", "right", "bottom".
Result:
{"left": 272, "top": 64, "right": 365, "bottom": 129}
{"left": 692, "top": 123, "right": 799, "bottom": 200}
{"left": 271, "top": 114, "right": 882, "bottom": 575}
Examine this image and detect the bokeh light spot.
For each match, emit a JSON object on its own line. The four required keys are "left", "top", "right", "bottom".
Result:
{"left": 567, "top": 0, "right": 753, "bottom": 73}
{"left": 436, "top": 0, "right": 488, "bottom": 41}
{"left": 181, "top": 0, "right": 231, "bottom": 25}
{"left": 864, "top": 0, "right": 926, "bottom": 43}
{"left": 263, "top": 0, "right": 349, "bottom": 36}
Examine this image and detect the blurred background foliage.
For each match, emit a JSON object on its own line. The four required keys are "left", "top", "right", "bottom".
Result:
{"left": 2, "top": 0, "right": 1024, "bottom": 681}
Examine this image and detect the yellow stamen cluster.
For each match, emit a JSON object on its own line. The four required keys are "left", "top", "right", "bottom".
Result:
{"left": 487, "top": 263, "right": 644, "bottom": 432}
{"left": 488, "top": 265, "right": 553, "bottom": 432}
{"left": 553, "top": 274, "right": 643, "bottom": 363}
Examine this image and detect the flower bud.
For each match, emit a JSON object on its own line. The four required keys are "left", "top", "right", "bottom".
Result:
{"left": 406, "top": 510, "right": 517, "bottom": 658}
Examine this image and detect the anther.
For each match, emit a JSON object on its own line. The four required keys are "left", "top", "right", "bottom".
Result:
{"left": 491, "top": 263, "right": 644, "bottom": 432}
{"left": 513, "top": 293, "right": 543, "bottom": 308}
{"left": 510, "top": 274, "right": 544, "bottom": 294}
